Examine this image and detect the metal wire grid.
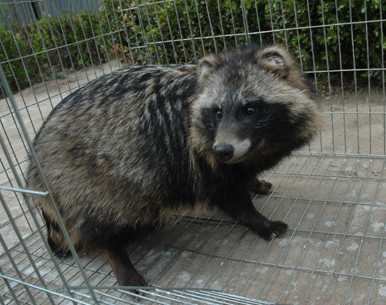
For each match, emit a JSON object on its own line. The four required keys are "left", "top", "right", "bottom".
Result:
{"left": 0, "top": 0, "right": 386, "bottom": 304}
{"left": 1, "top": 151, "right": 386, "bottom": 304}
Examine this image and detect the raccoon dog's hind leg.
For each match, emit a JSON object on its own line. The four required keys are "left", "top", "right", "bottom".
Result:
{"left": 79, "top": 218, "right": 152, "bottom": 287}
{"left": 103, "top": 247, "right": 147, "bottom": 287}
{"left": 41, "top": 212, "right": 71, "bottom": 257}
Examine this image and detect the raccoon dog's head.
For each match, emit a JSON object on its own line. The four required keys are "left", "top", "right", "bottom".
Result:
{"left": 190, "top": 45, "right": 320, "bottom": 167}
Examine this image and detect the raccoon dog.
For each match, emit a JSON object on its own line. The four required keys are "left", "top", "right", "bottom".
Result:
{"left": 27, "top": 45, "right": 320, "bottom": 287}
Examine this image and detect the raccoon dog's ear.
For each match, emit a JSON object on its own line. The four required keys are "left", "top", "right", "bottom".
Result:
{"left": 197, "top": 54, "right": 220, "bottom": 85}
{"left": 254, "top": 46, "right": 295, "bottom": 79}
{"left": 255, "top": 46, "right": 314, "bottom": 97}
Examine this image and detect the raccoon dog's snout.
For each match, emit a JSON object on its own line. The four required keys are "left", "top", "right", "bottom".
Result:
{"left": 213, "top": 144, "right": 234, "bottom": 162}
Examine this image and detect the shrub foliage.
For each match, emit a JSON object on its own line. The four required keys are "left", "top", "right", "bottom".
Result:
{"left": 1, "top": 0, "right": 384, "bottom": 92}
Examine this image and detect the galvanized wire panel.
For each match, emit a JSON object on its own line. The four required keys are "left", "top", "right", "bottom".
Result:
{"left": 0, "top": 0, "right": 386, "bottom": 304}
{"left": 2, "top": 153, "right": 386, "bottom": 304}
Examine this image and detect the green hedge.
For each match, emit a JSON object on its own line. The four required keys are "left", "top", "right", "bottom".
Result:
{"left": 267, "top": 0, "right": 385, "bottom": 87}
{"left": 1, "top": 0, "right": 384, "bottom": 93}
{"left": 1, "top": 10, "right": 108, "bottom": 92}
{"left": 124, "top": 0, "right": 384, "bottom": 85}
{"left": 115, "top": 0, "right": 271, "bottom": 64}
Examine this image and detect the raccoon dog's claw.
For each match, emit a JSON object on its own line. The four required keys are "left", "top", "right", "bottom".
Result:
{"left": 268, "top": 220, "right": 288, "bottom": 240}
{"left": 250, "top": 179, "right": 273, "bottom": 195}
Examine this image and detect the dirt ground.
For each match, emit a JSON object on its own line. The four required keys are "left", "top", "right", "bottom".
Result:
{"left": 1, "top": 61, "right": 386, "bottom": 304}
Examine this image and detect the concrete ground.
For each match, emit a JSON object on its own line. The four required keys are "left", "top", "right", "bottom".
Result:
{"left": 0, "top": 62, "right": 385, "bottom": 304}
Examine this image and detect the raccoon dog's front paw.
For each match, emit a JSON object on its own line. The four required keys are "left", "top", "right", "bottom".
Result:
{"left": 260, "top": 220, "right": 288, "bottom": 240}
{"left": 250, "top": 179, "right": 273, "bottom": 195}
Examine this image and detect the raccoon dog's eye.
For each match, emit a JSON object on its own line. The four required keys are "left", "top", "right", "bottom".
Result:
{"left": 215, "top": 109, "right": 223, "bottom": 119}
{"left": 245, "top": 106, "right": 256, "bottom": 116}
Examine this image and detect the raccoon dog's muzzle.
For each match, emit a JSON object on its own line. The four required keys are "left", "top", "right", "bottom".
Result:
{"left": 212, "top": 144, "right": 234, "bottom": 162}
{"left": 213, "top": 137, "right": 260, "bottom": 163}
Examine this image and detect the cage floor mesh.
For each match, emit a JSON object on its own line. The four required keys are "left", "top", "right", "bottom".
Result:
{"left": 1, "top": 154, "right": 386, "bottom": 305}
{"left": 1, "top": 1, "right": 385, "bottom": 303}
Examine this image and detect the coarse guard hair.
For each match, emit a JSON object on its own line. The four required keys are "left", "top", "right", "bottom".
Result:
{"left": 27, "top": 44, "right": 321, "bottom": 288}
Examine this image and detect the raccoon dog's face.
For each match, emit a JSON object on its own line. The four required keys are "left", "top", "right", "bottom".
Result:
{"left": 190, "top": 45, "right": 320, "bottom": 165}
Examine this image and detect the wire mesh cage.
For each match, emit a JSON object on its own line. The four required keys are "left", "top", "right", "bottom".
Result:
{"left": 0, "top": 0, "right": 385, "bottom": 304}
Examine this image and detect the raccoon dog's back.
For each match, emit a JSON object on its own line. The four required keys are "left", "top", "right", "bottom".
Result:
{"left": 29, "top": 65, "right": 198, "bottom": 239}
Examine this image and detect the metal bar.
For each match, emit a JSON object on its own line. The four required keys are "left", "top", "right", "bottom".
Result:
{"left": 0, "top": 1, "right": 386, "bottom": 304}
{"left": 2, "top": 0, "right": 43, "bottom": 5}
{"left": 217, "top": 156, "right": 301, "bottom": 292}
{"left": 0, "top": 273, "right": 91, "bottom": 305}
{"left": 0, "top": 185, "right": 48, "bottom": 196}
{"left": 343, "top": 158, "right": 386, "bottom": 303}
{"left": 318, "top": 158, "right": 364, "bottom": 304}
{"left": 236, "top": 155, "right": 309, "bottom": 294}
{"left": 0, "top": 251, "right": 26, "bottom": 305}
{"left": 0, "top": 67, "right": 100, "bottom": 304}
{"left": 275, "top": 157, "right": 338, "bottom": 303}
{"left": 0, "top": 193, "right": 51, "bottom": 305}
{"left": 256, "top": 156, "right": 328, "bottom": 300}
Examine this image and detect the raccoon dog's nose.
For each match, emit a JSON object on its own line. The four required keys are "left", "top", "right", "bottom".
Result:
{"left": 213, "top": 144, "right": 234, "bottom": 162}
